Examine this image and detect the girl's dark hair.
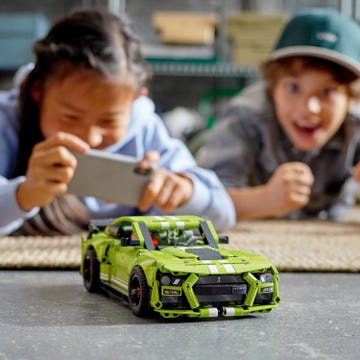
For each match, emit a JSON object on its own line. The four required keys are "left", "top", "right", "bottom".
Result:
{"left": 14, "top": 7, "right": 151, "bottom": 176}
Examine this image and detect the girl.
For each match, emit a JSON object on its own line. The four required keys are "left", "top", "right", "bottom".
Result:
{"left": 0, "top": 8, "right": 235, "bottom": 235}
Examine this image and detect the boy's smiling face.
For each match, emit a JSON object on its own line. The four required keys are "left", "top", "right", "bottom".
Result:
{"left": 272, "top": 66, "right": 352, "bottom": 151}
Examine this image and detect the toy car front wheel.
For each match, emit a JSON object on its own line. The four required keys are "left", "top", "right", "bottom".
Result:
{"left": 128, "top": 266, "right": 150, "bottom": 316}
{"left": 83, "top": 248, "right": 100, "bottom": 292}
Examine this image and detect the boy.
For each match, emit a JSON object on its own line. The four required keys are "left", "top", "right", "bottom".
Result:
{"left": 197, "top": 8, "right": 360, "bottom": 220}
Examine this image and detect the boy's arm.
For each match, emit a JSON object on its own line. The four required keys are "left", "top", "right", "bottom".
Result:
{"left": 228, "top": 162, "right": 314, "bottom": 220}
{"left": 354, "top": 162, "right": 360, "bottom": 182}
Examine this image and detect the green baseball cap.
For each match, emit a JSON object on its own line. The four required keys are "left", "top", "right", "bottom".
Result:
{"left": 269, "top": 8, "right": 360, "bottom": 77}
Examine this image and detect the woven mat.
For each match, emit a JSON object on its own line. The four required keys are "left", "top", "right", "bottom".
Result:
{"left": 0, "top": 235, "right": 81, "bottom": 269}
{"left": 1, "top": 214, "right": 360, "bottom": 271}
{"left": 225, "top": 220, "right": 360, "bottom": 272}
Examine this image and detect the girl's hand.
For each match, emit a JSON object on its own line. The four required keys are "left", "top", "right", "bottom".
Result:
{"left": 354, "top": 162, "right": 360, "bottom": 182}
{"left": 138, "top": 151, "right": 194, "bottom": 213}
{"left": 264, "top": 162, "right": 314, "bottom": 217}
{"left": 16, "top": 132, "right": 89, "bottom": 211}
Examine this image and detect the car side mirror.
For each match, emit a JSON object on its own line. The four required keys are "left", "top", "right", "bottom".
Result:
{"left": 130, "top": 239, "right": 140, "bottom": 246}
{"left": 121, "top": 238, "right": 140, "bottom": 246}
{"left": 218, "top": 235, "right": 229, "bottom": 244}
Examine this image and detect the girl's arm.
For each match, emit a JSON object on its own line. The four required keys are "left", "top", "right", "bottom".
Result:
{"left": 0, "top": 132, "right": 89, "bottom": 236}
{"left": 132, "top": 97, "right": 236, "bottom": 231}
{"left": 0, "top": 176, "right": 40, "bottom": 236}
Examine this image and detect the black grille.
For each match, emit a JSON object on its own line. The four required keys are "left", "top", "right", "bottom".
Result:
{"left": 255, "top": 293, "right": 272, "bottom": 305}
{"left": 193, "top": 275, "right": 247, "bottom": 303}
{"left": 195, "top": 275, "right": 245, "bottom": 285}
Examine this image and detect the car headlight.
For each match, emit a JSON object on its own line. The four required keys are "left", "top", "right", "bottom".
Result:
{"left": 160, "top": 275, "right": 171, "bottom": 286}
{"left": 259, "top": 273, "right": 273, "bottom": 284}
{"left": 159, "top": 274, "right": 183, "bottom": 286}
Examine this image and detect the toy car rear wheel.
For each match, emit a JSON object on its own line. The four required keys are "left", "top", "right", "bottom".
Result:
{"left": 83, "top": 248, "right": 100, "bottom": 292}
{"left": 128, "top": 266, "right": 150, "bottom": 316}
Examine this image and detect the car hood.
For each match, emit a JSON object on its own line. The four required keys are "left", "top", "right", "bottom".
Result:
{"left": 150, "top": 246, "right": 272, "bottom": 275}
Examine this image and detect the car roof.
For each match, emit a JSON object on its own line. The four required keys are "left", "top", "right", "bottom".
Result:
{"left": 111, "top": 215, "right": 205, "bottom": 231}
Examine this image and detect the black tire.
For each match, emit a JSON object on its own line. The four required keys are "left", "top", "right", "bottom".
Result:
{"left": 83, "top": 248, "right": 100, "bottom": 292}
{"left": 128, "top": 266, "right": 150, "bottom": 316}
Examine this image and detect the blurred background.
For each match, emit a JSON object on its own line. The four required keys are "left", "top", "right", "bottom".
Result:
{"left": 0, "top": 0, "right": 358, "bottom": 146}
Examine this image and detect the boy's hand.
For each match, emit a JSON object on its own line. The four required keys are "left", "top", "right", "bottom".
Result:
{"left": 138, "top": 151, "right": 194, "bottom": 213}
{"left": 354, "top": 162, "right": 360, "bottom": 182}
{"left": 16, "top": 132, "right": 89, "bottom": 211}
{"left": 265, "top": 162, "right": 314, "bottom": 216}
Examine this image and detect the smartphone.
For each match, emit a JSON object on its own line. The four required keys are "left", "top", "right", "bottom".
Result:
{"left": 67, "top": 149, "right": 153, "bottom": 206}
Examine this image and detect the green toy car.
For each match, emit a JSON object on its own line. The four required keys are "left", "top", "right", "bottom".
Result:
{"left": 80, "top": 215, "right": 281, "bottom": 319}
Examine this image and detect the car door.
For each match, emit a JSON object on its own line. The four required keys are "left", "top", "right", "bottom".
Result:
{"left": 109, "top": 230, "right": 140, "bottom": 295}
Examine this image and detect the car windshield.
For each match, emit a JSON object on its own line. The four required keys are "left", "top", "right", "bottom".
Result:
{"left": 150, "top": 228, "right": 204, "bottom": 247}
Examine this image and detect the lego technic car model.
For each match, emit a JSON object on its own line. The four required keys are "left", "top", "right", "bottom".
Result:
{"left": 80, "top": 215, "right": 281, "bottom": 319}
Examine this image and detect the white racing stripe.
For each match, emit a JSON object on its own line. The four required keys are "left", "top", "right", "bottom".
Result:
{"left": 110, "top": 276, "right": 128, "bottom": 291}
{"left": 207, "top": 308, "right": 219, "bottom": 317}
{"left": 153, "top": 216, "right": 165, "bottom": 220}
{"left": 176, "top": 221, "right": 185, "bottom": 229}
{"left": 223, "top": 307, "right": 235, "bottom": 317}
{"left": 224, "top": 264, "right": 235, "bottom": 273}
{"left": 208, "top": 265, "right": 219, "bottom": 273}
{"left": 100, "top": 273, "right": 108, "bottom": 282}
{"left": 167, "top": 216, "right": 180, "bottom": 220}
